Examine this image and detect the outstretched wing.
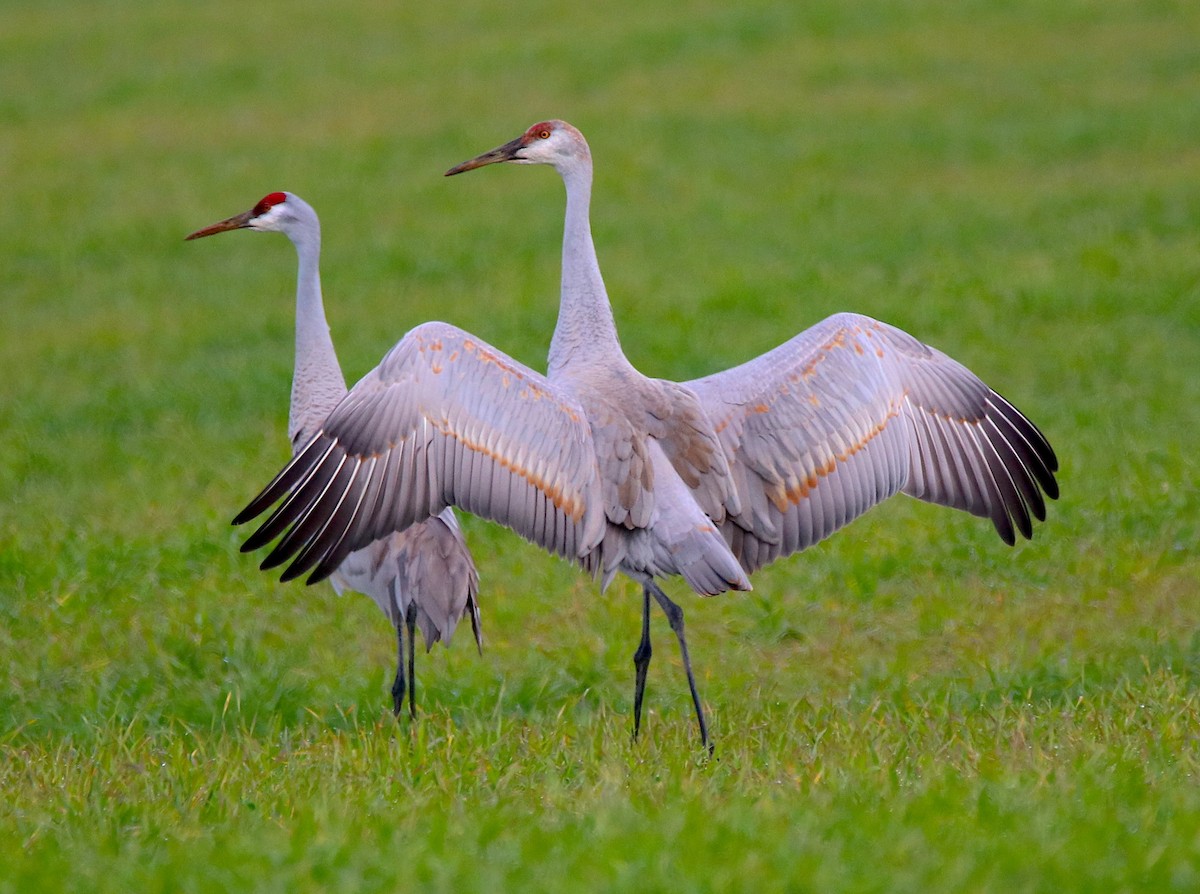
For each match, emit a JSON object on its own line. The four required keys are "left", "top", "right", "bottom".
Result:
{"left": 235, "top": 321, "right": 607, "bottom": 583}
{"left": 688, "top": 312, "right": 1058, "bottom": 575}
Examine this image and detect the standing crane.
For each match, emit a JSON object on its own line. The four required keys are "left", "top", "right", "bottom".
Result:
{"left": 232, "top": 126, "right": 1057, "bottom": 752}
{"left": 187, "top": 192, "right": 481, "bottom": 719}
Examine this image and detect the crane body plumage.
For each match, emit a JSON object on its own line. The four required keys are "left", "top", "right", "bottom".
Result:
{"left": 187, "top": 193, "right": 481, "bottom": 718}
{"left": 232, "top": 124, "right": 1058, "bottom": 751}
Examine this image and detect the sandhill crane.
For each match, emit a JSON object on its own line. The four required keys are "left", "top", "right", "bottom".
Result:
{"left": 186, "top": 192, "right": 481, "bottom": 718}
{"left": 232, "top": 125, "right": 1058, "bottom": 752}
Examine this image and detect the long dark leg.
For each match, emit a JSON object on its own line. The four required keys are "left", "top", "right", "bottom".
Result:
{"left": 631, "top": 584, "right": 654, "bottom": 741}
{"left": 390, "top": 622, "right": 406, "bottom": 717}
{"left": 405, "top": 604, "right": 418, "bottom": 720}
{"left": 647, "top": 582, "right": 712, "bottom": 755}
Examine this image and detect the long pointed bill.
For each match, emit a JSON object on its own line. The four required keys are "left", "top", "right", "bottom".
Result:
{"left": 185, "top": 209, "right": 256, "bottom": 241}
{"left": 444, "top": 136, "right": 525, "bottom": 176}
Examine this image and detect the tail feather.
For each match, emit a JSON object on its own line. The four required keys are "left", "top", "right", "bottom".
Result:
{"left": 672, "top": 521, "right": 752, "bottom": 596}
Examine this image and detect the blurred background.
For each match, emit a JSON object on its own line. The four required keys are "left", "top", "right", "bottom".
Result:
{"left": 2, "top": 0, "right": 1198, "bottom": 889}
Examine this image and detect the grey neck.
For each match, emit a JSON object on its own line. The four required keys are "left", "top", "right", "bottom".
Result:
{"left": 548, "top": 163, "right": 624, "bottom": 381}
{"left": 288, "top": 220, "right": 346, "bottom": 442}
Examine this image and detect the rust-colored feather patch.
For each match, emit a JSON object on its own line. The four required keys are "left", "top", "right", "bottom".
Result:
{"left": 767, "top": 401, "right": 902, "bottom": 512}
{"left": 428, "top": 416, "right": 587, "bottom": 522}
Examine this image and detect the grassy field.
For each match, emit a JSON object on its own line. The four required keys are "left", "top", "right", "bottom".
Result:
{"left": 2, "top": 0, "right": 1199, "bottom": 890}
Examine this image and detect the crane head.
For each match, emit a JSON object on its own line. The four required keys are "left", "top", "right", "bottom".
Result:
{"left": 445, "top": 120, "right": 589, "bottom": 176}
{"left": 185, "top": 192, "right": 305, "bottom": 240}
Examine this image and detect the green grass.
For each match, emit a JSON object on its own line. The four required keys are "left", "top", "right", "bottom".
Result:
{"left": 3, "top": 0, "right": 1199, "bottom": 890}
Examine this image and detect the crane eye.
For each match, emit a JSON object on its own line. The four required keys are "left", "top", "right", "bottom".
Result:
{"left": 537, "top": 129, "right": 551, "bottom": 139}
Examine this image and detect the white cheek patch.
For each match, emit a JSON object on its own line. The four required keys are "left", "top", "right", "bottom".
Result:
{"left": 253, "top": 206, "right": 288, "bottom": 230}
